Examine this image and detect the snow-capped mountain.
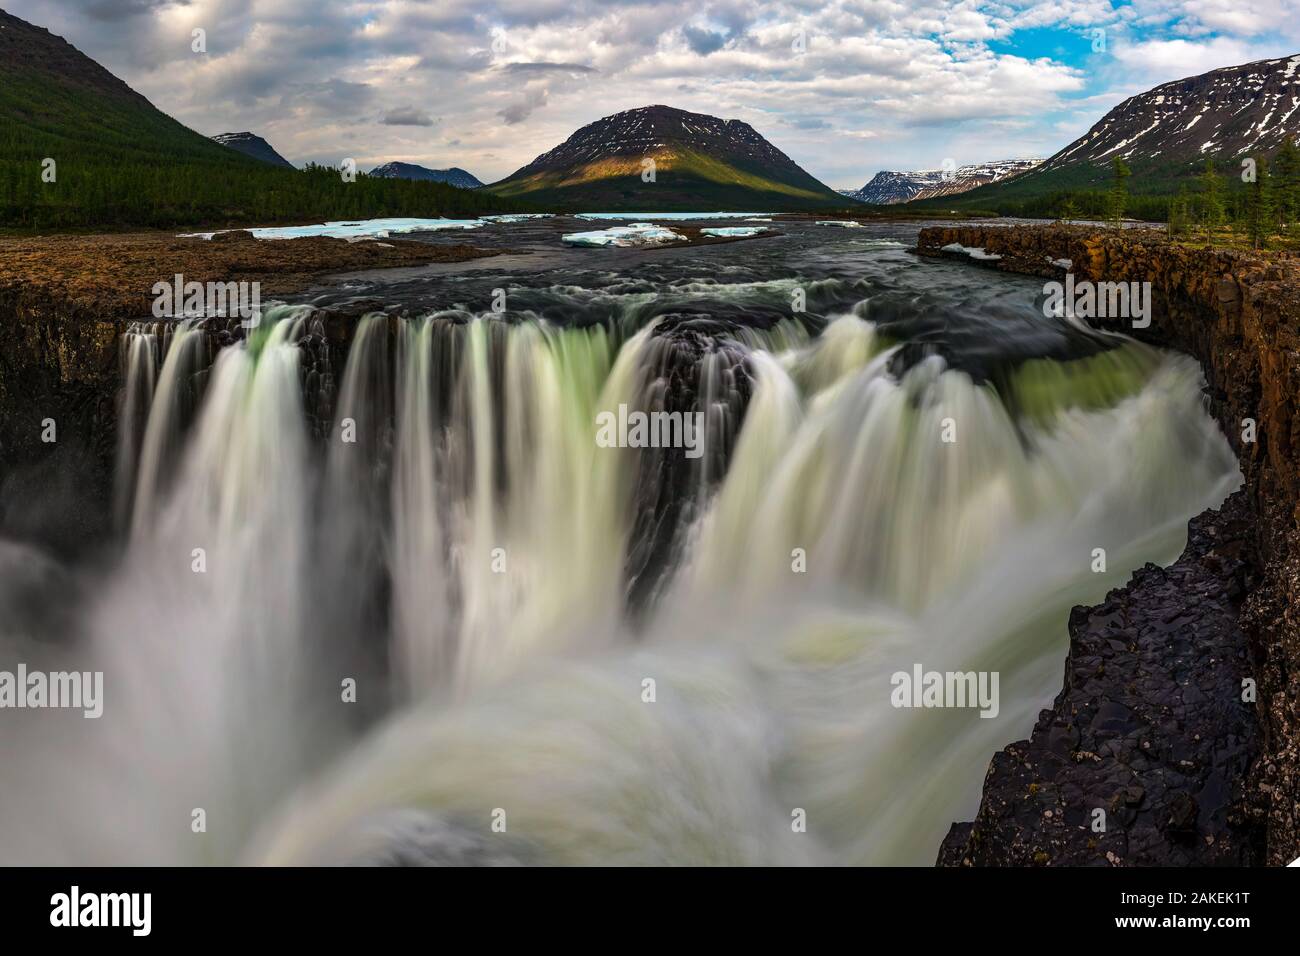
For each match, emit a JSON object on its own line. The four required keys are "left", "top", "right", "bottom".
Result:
{"left": 485, "top": 105, "right": 846, "bottom": 210}
{"left": 368, "top": 162, "right": 483, "bottom": 188}
{"left": 211, "top": 132, "right": 294, "bottom": 169}
{"left": 1044, "top": 53, "right": 1300, "bottom": 170}
{"left": 849, "top": 160, "right": 1043, "bottom": 205}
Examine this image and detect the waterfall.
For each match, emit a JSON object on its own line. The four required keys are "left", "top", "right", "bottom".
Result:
{"left": 2, "top": 307, "right": 322, "bottom": 864}
{"left": 388, "top": 315, "right": 634, "bottom": 696}
{"left": 0, "top": 282, "right": 1242, "bottom": 866}
{"left": 129, "top": 320, "right": 207, "bottom": 540}
{"left": 250, "top": 316, "right": 1238, "bottom": 866}
{"left": 113, "top": 324, "right": 159, "bottom": 531}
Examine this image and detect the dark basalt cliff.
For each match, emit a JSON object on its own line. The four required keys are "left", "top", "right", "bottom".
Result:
{"left": 918, "top": 223, "right": 1300, "bottom": 866}
{"left": 0, "top": 285, "right": 120, "bottom": 552}
{"left": 939, "top": 492, "right": 1262, "bottom": 865}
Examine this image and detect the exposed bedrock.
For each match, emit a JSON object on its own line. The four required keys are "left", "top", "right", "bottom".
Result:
{"left": 624, "top": 315, "right": 756, "bottom": 615}
{"left": 918, "top": 223, "right": 1300, "bottom": 866}
{"left": 0, "top": 285, "right": 121, "bottom": 553}
{"left": 939, "top": 492, "right": 1262, "bottom": 865}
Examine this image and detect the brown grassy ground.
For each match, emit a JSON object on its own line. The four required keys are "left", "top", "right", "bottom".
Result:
{"left": 0, "top": 230, "right": 503, "bottom": 312}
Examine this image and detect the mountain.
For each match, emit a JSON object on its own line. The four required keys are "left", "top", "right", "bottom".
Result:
{"left": 910, "top": 53, "right": 1300, "bottom": 217}
{"left": 369, "top": 162, "right": 483, "bottom": 188}
{"left": 1043, "top": 54, "right": 1300, "bottom": 171}
{"left": 0, "top": 9, "right": 258, "bottom": 169}
{"left": 849, "top": 160, "right": 1042, "bottom": 205}
{"left": 212, "top": 131, "right": 295, "bottom": 169}
{"left": 0, "top": 9, "right": 533, "bottom": 227}
{"left": 484, "top": 105, "right": 849, "bottom": 210}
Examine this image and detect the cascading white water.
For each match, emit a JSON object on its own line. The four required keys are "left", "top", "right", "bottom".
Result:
{"left": 388, "top": 314, "right": 636, "bottom": 697}
{"left": 0, "top": 294, "right": 1241, "bottom": 866}
{"left": 130, "top": 320, "right": 206, "bottom": 540}
{"left": 250, "top": 314, "right": 1237, "bottom": 866}
{"left": 113, "top": 324, "right": 159, "bottom": 531}
{"left": 1, "top": 305, "right": 326, "bottom": 864}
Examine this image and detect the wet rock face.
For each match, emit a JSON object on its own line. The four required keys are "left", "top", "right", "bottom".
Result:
{"left": 624, "top": 315, "right": 755, "bottom": 615}
{"left": 919, "top": 223, "right": 1300, "bottom": 866}
{"left": 940, "top": 493, "right": 1263, "bottom": 866}
{"left": 0, "top": 287, "right": 121, "bottom": 553}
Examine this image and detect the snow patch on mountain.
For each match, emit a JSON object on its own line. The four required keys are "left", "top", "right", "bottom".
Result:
{"left": 1041, "top": 52, "right": 1300, "bottom": 170}
{"left": 848, "top": 159, "right": 1043, "bottom": 205}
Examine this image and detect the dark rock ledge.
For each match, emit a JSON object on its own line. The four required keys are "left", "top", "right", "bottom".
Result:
{"left": 918, "top": 223, "right": 1300, "bottom": 866}
{"left": 940, "top": 492, "right": 1262, "bottom": 866}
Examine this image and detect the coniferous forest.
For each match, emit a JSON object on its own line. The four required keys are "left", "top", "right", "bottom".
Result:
{"left": 0, "top": 61, "right": 534, "bottom": 230}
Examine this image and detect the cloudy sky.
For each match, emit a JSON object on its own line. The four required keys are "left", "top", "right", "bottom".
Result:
{"left": 8, "top": 0, "right": 1300, "bottom": 188}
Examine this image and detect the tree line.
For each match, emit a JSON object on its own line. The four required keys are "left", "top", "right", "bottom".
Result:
{"left": 1163, "top": 139, "right": 1300, "bottom": 248}
{"left": 1059, "top": 141, "right": 1300, "bottom": 247}
{"left": 0, "top": 158, "right": 533, "bottom": 230}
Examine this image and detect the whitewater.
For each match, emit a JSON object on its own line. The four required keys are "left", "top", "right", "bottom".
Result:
{"left": 0, "top": 219, "right": 1239, "bottom": 866}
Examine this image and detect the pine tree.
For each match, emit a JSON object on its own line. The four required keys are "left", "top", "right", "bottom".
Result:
{"left": 1167, "top": 185, "right": 1192, "bottom": 239}
{"left": 1198, "top": 159, "right": 1224, "bottom": 246}
{"left": 1246, "top": 155, "right": 1275, "bottom": 249}
{"left": 1105, "top": 157, "right": 1130, "bottom": 226}
{"left": 1273, "top": 138, "right": 1300, "bottom": 234}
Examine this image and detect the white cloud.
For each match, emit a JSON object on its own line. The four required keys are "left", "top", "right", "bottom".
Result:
{"left": 5, "top": 0, "right": 1299, "bottom": 184}
{"left": 1110, "top": 35, "right": 1287, "bottom": 85}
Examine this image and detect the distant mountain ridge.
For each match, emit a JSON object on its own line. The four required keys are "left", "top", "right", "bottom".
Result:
{"left": 913, "top": 52, "right": 1300, "bottom": 215}
{"left": 369, "top": 162, "right": 483, "bottom": 188}
{"left": 1043, "top": 53, "right": 1300, "bottom": 171}
{"left": 484, "top": 104, "right": 849, "bottom": 210}
{"left": 848, "top": 160, "right": 1042, "bottom": 205}
{"left": 212, "top": 132, "right": 295, "bottom": 169}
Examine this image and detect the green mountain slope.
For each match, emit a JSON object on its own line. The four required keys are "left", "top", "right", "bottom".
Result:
{"left": 0, "top": 9, "right": 532, "bottom": 229}
{"left": 484, "top": 105, "right": 850, "bottom": 211}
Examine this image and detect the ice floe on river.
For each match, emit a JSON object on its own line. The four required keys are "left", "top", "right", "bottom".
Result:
{"left": 700, "top": 226, "right": 772, "bottom": 237}
{"left": 940, "top": 242, "right": 1002, "bottom": 261}
{"left": 183, "top": 218, "right": 487, "bottom": 240}
{"left": 575, "top": 212, "right": 772, "bottom": 221}
{"left": 561, "top": 223, "right": 684, "bottom": 247}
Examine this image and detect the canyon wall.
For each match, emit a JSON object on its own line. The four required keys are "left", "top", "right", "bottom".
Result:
{"left": 0, "top": 284, "right": 122, "bottom": 552}
{"left": 919, "top": 223, "right": 1300, "bottom": 866}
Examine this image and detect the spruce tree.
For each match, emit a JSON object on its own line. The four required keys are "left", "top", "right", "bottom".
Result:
{"left": 1167, "top": 185, "right": 1192, "bottom": 239}
{"left": 1247, "top": 156, "right": 1275, "bottom": 249}
{"left": 1106, "top": 157, "right": 1130, "bottom": 226}
{"left": 1273, "top": 138, "right": 1300, "bottom": 234}
{"left": 1199, "top": 159, "right": 1224, "bottom": 246}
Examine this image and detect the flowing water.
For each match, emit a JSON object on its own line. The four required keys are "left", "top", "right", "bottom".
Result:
{"left": 0, "top": 219, "right": 1240, "bottom": 865}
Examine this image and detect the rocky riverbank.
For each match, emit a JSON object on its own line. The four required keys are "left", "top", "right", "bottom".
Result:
{"left": 0, "top": 231, "right": 501, "bottom": 552}
{"left": 918, "top": 223, "right": 1300, "bottom": 867}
